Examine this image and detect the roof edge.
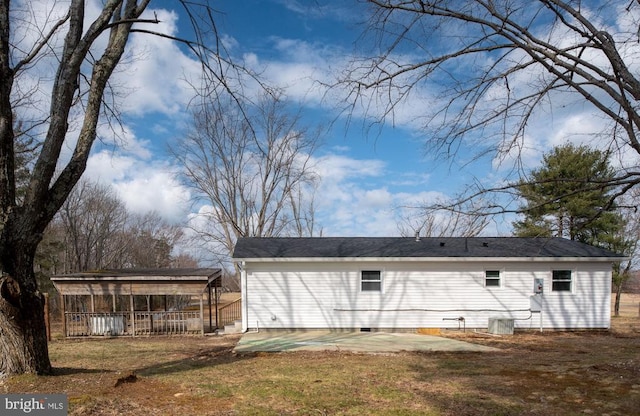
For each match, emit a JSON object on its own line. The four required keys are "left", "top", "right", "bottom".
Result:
{"left": 234, "top": 256, "right": 626, "bottom": 263}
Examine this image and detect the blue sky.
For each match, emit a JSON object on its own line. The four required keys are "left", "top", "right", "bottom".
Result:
{"left": 56, "top": 0, "right": 633, "bottom": 241}
{"left": 74, "top": 0, "right": 492, "bottom": 238}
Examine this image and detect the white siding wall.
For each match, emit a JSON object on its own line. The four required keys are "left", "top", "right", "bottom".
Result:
{"left": 241, "top": 260, "right": 612, "bottom": 331}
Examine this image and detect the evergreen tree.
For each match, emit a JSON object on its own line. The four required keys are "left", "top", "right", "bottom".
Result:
{"left": 513, "top": 144, "right": 621, "bottom": 245}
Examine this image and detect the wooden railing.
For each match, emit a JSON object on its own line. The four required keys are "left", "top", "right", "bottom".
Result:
{"left": 64, "top": 311, "right": 202, "bottom": 336}
{"left": 218, "top": 298, "right": 241, "bottom": 327}
{"left": 65, "top": 312, "right": 129, "bottom": 337}
{"left": 133, "top": 311, "right": 202, "bottom": 335}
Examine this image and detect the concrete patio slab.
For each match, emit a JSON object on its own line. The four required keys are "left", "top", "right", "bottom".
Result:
{"left": 233, "top": 330, "right": 498, "bottom": 353}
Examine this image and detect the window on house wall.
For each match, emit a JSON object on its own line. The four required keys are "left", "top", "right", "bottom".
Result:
{"left": 552, "top": 270, "right": 572, "bottom": 292}
{"left": 485, "top": 270, "right": 501, "bottom": 287}
{"left": 361, "top": 270, "right": 382, "bottom": 292}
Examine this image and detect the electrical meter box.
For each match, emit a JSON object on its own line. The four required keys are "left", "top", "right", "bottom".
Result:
{"left": 534, "top": 278, "right": 544, "bottom": 294}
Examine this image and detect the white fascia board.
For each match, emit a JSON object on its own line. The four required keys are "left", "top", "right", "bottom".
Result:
{"left": 232, "top": 256, "right": 623, "bottom": 263}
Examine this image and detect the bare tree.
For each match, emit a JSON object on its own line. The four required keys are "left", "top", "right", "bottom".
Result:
{"left": 171, "top": 253, "right": 199, "bottom": 268}
{"left": 124, "top": 211, "right": 185, "bottom": 268}
{"left": 58, "top": 180, "right": 128, "bottom": 272}
{"left": 173, "top": 92, "right": 322, "bottom": 272}
{"left": 289, "top": 185, "right": 323, "bottom": 238}
{"left": 341, "top": 1, "right": 640, "bottom": 216}
{"left": 398, "top": 199, "right": 490, "bottom": 237}
{"left": 0, "top": 0, "right": 253, "bottom": 374}
{"left": 55, "top": 182, "right": 185, "bottom": 270}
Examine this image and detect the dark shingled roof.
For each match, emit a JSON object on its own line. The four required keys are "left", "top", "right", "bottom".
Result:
{"left": 233, "top": 237, "right": 625, "bottom": 260}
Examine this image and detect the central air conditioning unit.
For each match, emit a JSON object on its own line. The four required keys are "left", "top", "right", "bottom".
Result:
{"left": 488, "top": 318, "right": 514, "bottom": 335}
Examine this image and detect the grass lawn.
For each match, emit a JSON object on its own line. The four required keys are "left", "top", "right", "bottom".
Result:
{"left": 2, "top": 295, "right": 639, "bottom": 415}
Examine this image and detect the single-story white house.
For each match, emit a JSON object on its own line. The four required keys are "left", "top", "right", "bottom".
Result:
{"left": 232, "top": 237, "right": 625, "bottom": 332}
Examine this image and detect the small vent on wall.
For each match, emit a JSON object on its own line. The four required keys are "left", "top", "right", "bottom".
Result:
{"left": 439, "top": 242, "right": 445, "bottom": 247}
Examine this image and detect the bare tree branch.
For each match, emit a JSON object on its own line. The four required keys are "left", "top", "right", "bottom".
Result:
{"left": 339, "top": 0, "right": 640, "bottom": 232}
{"left": 342, "top": 0, "right": 640, "bottom": 161}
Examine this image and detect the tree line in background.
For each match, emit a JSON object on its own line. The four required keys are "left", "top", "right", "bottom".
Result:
{"left": 15, "top": 119, "right": 197, "bottom": 278}
{"left": 32, "top": 180, "right": 199, "bottom": 299}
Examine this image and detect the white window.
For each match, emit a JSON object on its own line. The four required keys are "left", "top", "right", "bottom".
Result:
{"left": 361, "top": 270, "right": 382, "bottom": 292}
{"left": 552, "top": 270, "right": 572, "bottom": 292}
{"left": 485, "top": 270, "right": 501, "bottom": 287}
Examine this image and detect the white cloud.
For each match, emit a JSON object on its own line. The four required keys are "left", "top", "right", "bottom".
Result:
{"left": 11, "top": 0, "right": 200, "bottom": 123}
{"left": 12, "top": 0, "right": 68, "bottom": 58}
{"left": 309, "top": 153, "right": 385, "bottom": 212}
{"left": 546, "top": 113, "right": 607, "bottom": 148}
{"left": 358, "top": 188, "right": 393, "bottom": 208}
{"left": 85, "top": 151, "right": 138, "bottom": 183}
{"left": 309, "top": 153, "right": 447, "bottom": 236}
{"left": 221, "top": 34, "right": 240, "bottom": 51}
{"left": 95, "top": 123, "right": 152, "bottom": 159}
{"left": 112, "top": 169, "right": 190, "bottom": 222}
{"left": 111, "top": 8, "right": 201, "bottom": 117}
{"left": 85, "top": 151, "right": 191, "bottom": 223}
{"left": 241, "top": 38, "right": 334, "bottom": 106}
{"left": 315, "top": 153, "right": 385, "bottom": 181}
{"left": 175, "top": 150, "right": 436, "bottom": 238}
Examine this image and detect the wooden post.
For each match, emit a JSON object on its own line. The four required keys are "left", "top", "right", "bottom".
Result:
{"left": 200, "top": 294, "right": 204, "bottom": 335}
{"left": 112, "top": 294, "right": 116, "bottom": 312}
{"left": 90, "top": 294, "right": 95, "bottom": 313}
{"left": 207, "top": 284, "right": 212, "bottom": 331}
{"left": 147, "top": 295, "right": 153, "bottom": 334}
{"left": 130, "top": 294, "right": 135, "bottom": 337}
{"left": 215, "top": 284, "right": 219, "bottom": 329}
{"left": 60, "top": 293, "right": 66, "bottom": 338}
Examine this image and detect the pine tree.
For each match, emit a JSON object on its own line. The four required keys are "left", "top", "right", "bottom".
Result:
{"left": 513, "top": 144, "right": 621, "bottom": 245}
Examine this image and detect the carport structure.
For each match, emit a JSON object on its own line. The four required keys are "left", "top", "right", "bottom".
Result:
{"left": 52, "top": 268, "right": 222, "bottom": 337}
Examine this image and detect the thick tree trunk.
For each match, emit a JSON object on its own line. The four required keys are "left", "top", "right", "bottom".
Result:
{"left": 0, "top": 274, "right": 52, "bottom": 375}
{"left": 0, "top": 0, "right": 163, "bottom": 376}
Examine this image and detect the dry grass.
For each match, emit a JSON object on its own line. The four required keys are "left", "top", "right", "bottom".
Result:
{"left": 2, "top": 295, "right": 639, "bottom": 415}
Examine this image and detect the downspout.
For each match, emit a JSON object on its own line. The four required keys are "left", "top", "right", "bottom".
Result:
{"left": 240, "top": 261, "right": 250, "bottom": 332}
